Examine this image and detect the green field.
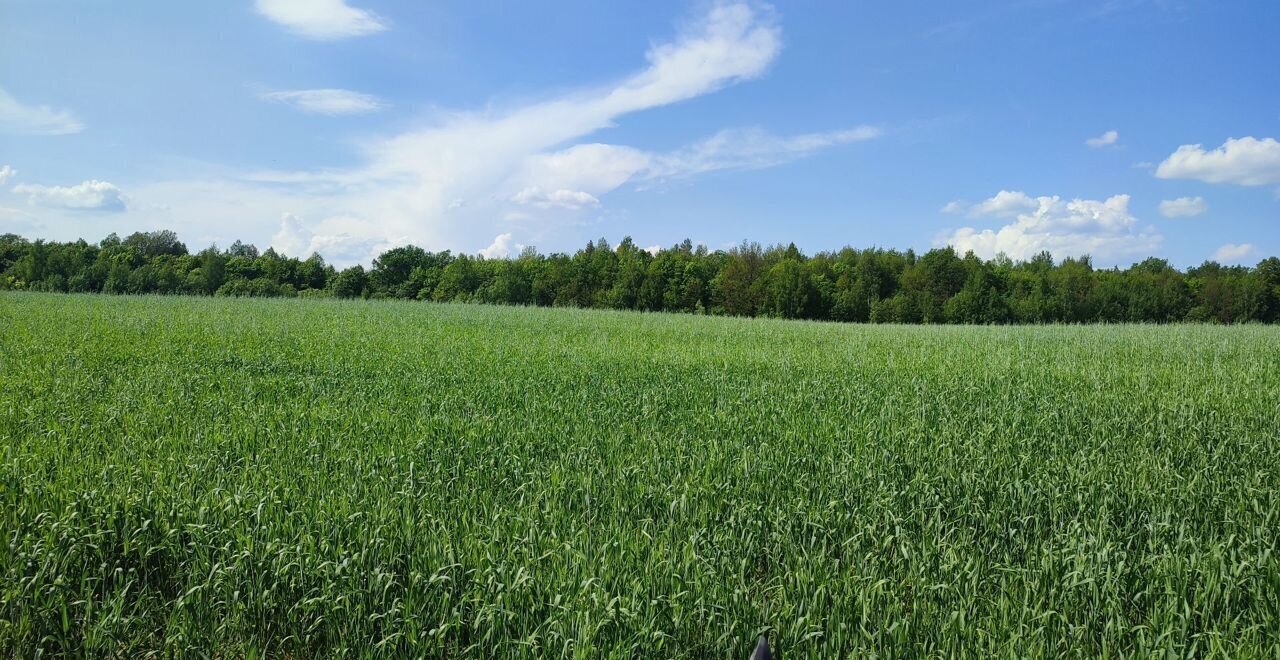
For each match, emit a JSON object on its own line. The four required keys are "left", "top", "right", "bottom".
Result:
{"left": 2, "top": 292, "right": 1279, "bottom": 657}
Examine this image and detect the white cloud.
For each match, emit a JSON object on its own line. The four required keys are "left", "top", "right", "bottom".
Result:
{"left": 1086, "top": 130, "right": 1119, "bottom": 148}
{"left": 1155, "top": 136, "right": 1280, "bottom": 186}
{"left": 941, "top": 190, "right": 1038, "bottom": 218}
{"left": 269, "top": 212, "right": 401, "bottom": 265}
{"left": 1158, "top": 196, "right": 1207, "bottom": 218}
{"left": 13, "top": 179, "right": 126, "bottom": 212}
{"left": 268, "top": 1, "right": 786, "bottom": 257}
{"left": 512, "top": 126, "right": 877, "bottom": 200}
{"left": 261, "top": 89, "right": 385, "bottom": 115}
{"left": 84, "top": 4, "right": 863, "bottom": 266}
{"left": 241, "top": 3, "right": 799, "bottom": 258}
{"left": 1212, "top": 243, "right": 1255, "bottom": 262}
{"left": 514, "top": 144, "right": 653, "bottom": 198}
{"left": 270, "top": 213, "right": 313, "bottom": 256}
{"left": 645, "top": 245, "right": 662, "bottom": 256}
{"left": 255, "top": 0, "right": 387, "bottom": 40}
{"left": 0, "top": 86, "right": 83, "bottom": 136}
{"left": 968, "top": 190, "right": 1038, "bottom": 218}
{"left": 938, "top": 192, "right": 1160, "bottom": 262}
{"left": 644, "top": 126, "right": 879, "bottom": 182}
{"left": 0, "top": 206, "right": 40, "bottom": 234}
{"left": 511, "top": 187, "right": 600, "bottom": 210}
{"left": 0, "top": 166, "right": 15, "bottom": 186}
{"left": 479, "top": 233, "right": 515, "bottom": 258}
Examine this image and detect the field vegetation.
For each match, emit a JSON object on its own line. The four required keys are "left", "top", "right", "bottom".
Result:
{"left": 2, "top": 292, "right": 1278, "bottom": 656}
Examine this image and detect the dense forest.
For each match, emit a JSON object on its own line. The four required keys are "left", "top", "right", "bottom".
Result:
{"left": 2, "top": 230, "right": 1278, "bottom": 324}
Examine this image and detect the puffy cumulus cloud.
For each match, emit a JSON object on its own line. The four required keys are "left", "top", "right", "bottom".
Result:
{"left": 511, "top": 188, "right": 600, "bottom": 210}
{"left": 255, "top": 0, "right": 387, "bottom": 40}
{"left": 0, "top": 86, "right": 83, "bottom": 136}
{"left": 1212, "top": 243, "right": 1255, "bottom": 262}
{"left": 969, "top": 190, "right": 1038, "bottom": 218}
{"left": 1158, "top": 196, "right": 1207, "bottom": 218}
{"left": 261, "top": 89, "right": 385, "bottom": 115}
{"left": 1086, "top": 130, "right": 1119, "bottom": 148}
{"left": 269, "top": 212, "right": 401, "bottom": 265}
{"left": 938, "top": 192, "right": 1160, "bottom": 262}
{"left": 1155, "top": 136, "right": 1280, "bottom": 186}
{"left": 479, "top": 233, "right": 515, "bottom": 259}
{"left": 270, "top": 213, "right": 314, "bottom": 257}
{"left": 13, "top": 179, "right": 126, "bottom": 212}
{"left": 0, "top": 165, "right": 15, "bottom": 186}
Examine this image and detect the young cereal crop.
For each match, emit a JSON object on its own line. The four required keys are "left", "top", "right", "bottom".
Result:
{"left": 1, "top": 292, "right": 1278, "bottom": 657}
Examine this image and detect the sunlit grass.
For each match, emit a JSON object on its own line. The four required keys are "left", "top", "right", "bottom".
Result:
{"left": 2, "top": 292, "right": 1278, "bottom": 657}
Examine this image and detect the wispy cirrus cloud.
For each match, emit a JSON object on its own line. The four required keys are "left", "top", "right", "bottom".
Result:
{"left": 249, "top": 2, "right": 791, "bottom": 262}
{"left": 645, "top": 126, "right": 880, "bottom": 181}
{"left": 511, "top": 126, "right": 879, "bottom": 197}
{"left": 255, "top": 0, "right": 387, "bottom": 40}
{"left": 105, "top": 4, "right": 873, "bottom": 267}
{"left": 261, "top": 89, "right": 386, "bottom": 115}
{"left": 0, "top": 86, "right": 83, "bottom": 136}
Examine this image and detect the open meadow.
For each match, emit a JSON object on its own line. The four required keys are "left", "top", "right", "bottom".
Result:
{"left": 2, "top": 292, "right": 1279, "bottom": 657}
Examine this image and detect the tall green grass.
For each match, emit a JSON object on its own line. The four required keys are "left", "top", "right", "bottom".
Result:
{"left": 2, "top": 292, "right": 1278, "bottom": 657}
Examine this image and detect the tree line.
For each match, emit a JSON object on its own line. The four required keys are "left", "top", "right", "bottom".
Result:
{"left": 2, "top": 230, "right": 1279, "bottom": 324}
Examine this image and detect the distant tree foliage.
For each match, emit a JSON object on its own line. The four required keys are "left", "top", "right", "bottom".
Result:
{"left": 2, "top": 231, "right": 1278, "bottom": 324}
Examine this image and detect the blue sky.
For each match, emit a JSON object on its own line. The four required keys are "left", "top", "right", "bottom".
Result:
{"left": 1, "top": 0, "right": 1277, "bottom": 267}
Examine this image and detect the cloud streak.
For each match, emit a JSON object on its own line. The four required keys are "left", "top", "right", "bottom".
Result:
{"left": 644, "top": 126, "right": 880, "bottom": 181}
{"left": 511, "top": 188, "right": 600, "bottom": 210}
{"left": 198, "top": 2, "right": 861, "bottom": 266}
{"left": 13, "top": 180, "right": 127, "bottom": 212}
{"left": 64, "top": 4, "right": 872, "bottom": 268}
{"left": 0, "top": 86, "right": 83, "bottom": 136}
{"left": 248, "top": 2, "right": 790, "bottom": 262}
{"left": 255, "top": 0, "right": 387, "bottom": 40}
{"left": 261, "top": 89, "right": 386, "bottom": 115}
